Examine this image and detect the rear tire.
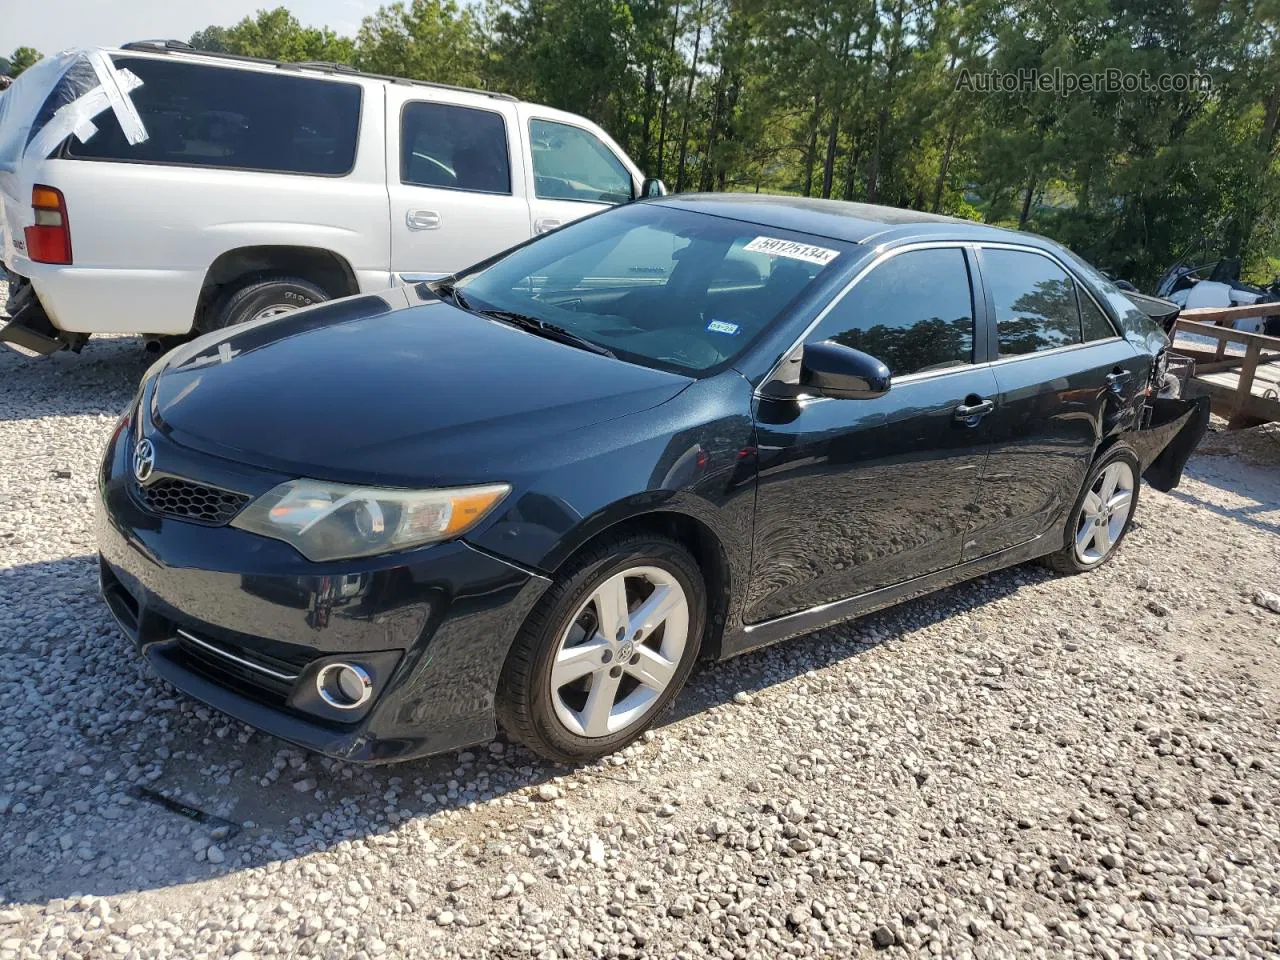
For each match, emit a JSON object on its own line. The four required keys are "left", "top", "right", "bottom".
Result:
{"left": 206, "top": 276, "right": 328, "bottom": 332}
{"left": 497, "top": 534, "right": 706, "bottom": 764}
{"left": 1041, "top": 445, "right": 1141, "bottom": 575}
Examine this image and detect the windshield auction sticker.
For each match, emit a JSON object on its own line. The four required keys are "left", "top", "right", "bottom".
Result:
{"left": 743, "top": 236, "right": 841, "bottom": 265}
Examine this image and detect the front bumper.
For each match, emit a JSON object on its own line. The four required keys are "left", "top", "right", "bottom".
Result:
{"left": 96, "top": 419, "right": 548, "bottom": 762}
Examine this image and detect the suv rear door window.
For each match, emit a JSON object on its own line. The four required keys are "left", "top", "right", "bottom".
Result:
{"left": 401, "top": 101, "right": 511, "bottom": 195}
{"left": 529, "top": 119, "right": 632, "bottom": 203}
{"left": 63, "top": 57, "right": 361, "bottom": 176}
{"left": 809, "top": 247, "right": 976, "bottom": 376}
{"left": 984, "top": 248, "right": 1083, "bottom": 356}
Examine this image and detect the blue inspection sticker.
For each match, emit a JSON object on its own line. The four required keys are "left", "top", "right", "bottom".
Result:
{"left": 706, "top": 319, "right": 740, "bottom": 335}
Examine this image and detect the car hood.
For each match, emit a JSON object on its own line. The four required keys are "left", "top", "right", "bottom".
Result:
{"left": 149, "top": 292, "right": 692, "bottom": 487}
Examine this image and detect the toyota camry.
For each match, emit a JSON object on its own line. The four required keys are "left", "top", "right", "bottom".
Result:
{"left": 96, "top": 194, "right": 1208, "bottom": 763}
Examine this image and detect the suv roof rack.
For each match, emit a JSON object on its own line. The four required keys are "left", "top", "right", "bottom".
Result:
{"left": 119, "top": 40, "right": 519, "bottom": 102}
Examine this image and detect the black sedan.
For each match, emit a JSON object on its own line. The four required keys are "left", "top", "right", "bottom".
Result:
{"left": 96, "top": 195, "right": 1208, "bottom": 764}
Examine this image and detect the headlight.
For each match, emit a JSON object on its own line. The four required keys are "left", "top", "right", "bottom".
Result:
{"left": 231, "top": 480, "right": 510, "bottom": 561}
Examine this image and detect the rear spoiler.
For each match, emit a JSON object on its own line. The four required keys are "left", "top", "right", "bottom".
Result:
{"left": 1123, "top": 291, "right": 1181, "bottom": 336}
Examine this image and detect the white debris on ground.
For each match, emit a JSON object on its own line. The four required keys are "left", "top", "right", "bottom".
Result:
{"left": 1, "top": 321, "right": 1278, "bottom": 960}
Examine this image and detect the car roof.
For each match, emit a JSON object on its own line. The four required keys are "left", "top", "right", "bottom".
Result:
{"left": 652, "top": 192, "right": 1056, "bottom": 249}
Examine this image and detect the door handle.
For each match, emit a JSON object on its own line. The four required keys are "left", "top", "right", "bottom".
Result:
{"left": 534, "top": 217, "right": 563, "bottom": 235}
{"left": 953, "top": 398, "right": 995, "bottom": 423}
{"left": 1106, "top": 369, "right": 1132, "bottom": 393}
{"left": 406, "top": 209, "right": 442, "bottom": 231}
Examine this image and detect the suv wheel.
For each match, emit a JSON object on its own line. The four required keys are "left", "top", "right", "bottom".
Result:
{"left": 207, "top": 277, "right": 329, "bottom": 331}
{"left": 498, "top": 535, "right": 706, "bottom": 764}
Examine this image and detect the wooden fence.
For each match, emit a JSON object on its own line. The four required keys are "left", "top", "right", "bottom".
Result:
{"left": 1175, "top": 303, "right": 1280, "bottom": 428}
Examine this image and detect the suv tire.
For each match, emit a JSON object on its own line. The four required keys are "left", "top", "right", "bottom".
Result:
{"left": 207, "top": 277, "right": 329, "bottom": 331}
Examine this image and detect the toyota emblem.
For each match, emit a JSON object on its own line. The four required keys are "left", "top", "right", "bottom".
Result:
{"left": 133, "top": 438, "right": 156, "bottom": 483}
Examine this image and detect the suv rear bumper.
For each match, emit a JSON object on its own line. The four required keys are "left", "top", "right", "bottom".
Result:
{"left": 0, "top": 276, "right": 73, "bottom": 355}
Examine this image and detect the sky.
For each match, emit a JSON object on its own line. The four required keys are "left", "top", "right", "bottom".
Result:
{"left": 4, "top": 0, "right": 382, "bottom": 56}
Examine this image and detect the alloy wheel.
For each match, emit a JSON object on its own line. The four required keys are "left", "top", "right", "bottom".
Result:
{"left": 1074, "top": 460, "right": 1136, "bottom": 565}
{"left": 550, "top": 566, "right": 690, "bottom": 738}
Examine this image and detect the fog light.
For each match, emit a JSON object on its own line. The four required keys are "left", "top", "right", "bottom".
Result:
{"left": 316, "top": 662, "right": 373, "bottom": 709}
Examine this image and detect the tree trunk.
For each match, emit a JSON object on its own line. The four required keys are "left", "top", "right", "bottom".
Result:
{"left": 842, "top": 142, "right": 860, "bottom": 201}
{"left": 820, "top": 24, "right": 853, "bottom": 200}
{"left": 821, "top": 112, "right": 840, "bottom": 199}
{"left": 867, "top": 0, "right": 907, "bottom": 204}
{"left": 1226, "top": 84, "right": 1280, "bottom": 259}
{"left": 718, "top": 69, "right": 741, "bottom": 191}
{"left": 701, "top": 62, "right": 727, "bottom": 191}
{"left": 802, "top": 92, "right": 821, "bottom": 197}
{"left": 983, "top": 190, "right": 1005, "bottom": 224}
{"left": 640, "top": 60, "right": 656, "bottom": 172}
{"left": 930, "top": 119, "right": 959, "bottom": 213}
{"left": 655, "top": 0, "right": 683, "bottom": 180}
{"left": 866, "top": 110, "right": 886, "bottom": 202}
{"left": 1018, "top": 173, "right": 1037, "bottom": 229}
{"left": 674, "top": 0, "right": 705, "bottom": 193}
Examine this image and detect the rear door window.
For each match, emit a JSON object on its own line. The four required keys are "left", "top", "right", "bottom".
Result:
{"left": 401, "top": 101, "right": 511, "bottom": 195}
{"left": 1079, "top": 290, "right": 1118, "bottom": 341}
{"left": 63, "top": 57, "right": 361, "bottom": 176}
{"left": 983, "top": 248, "right": 1083, "bottom": 356}
{"left": 529, "top": 119, "right": 633, "bottom": 203}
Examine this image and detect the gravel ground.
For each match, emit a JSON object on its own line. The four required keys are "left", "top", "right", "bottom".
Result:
{"left": 2, "top": 314, "right": 1279, "bottom": 960}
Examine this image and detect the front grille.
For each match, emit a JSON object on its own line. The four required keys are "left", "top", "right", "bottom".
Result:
{"left": 138, "top": 477, "right": 250, "bottom": 525}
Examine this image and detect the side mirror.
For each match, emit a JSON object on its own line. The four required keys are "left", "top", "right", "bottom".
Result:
{"left": 639, "top": 177, "right": 667, "bottom": 199}
{"left": 799, "top": 340, "right": 891, "bottom": 399}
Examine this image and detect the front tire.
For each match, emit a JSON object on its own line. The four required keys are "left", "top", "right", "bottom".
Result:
{"left": 497, "top": 535, "right": 706, "bottom": 764}
{"left": 1042, "top": 445, "right": 1141, "bottom": 575}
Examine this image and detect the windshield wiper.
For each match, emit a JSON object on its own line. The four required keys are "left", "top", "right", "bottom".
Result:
{"left": 479, "top": 309, "right": 616, "bottom": 359}
{"left": 433, "top": 279, "right": 471, "bottom": 311}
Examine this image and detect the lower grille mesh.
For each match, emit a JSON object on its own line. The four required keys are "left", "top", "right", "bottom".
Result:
{"left": 139, "top": 477, "right": 250, "bottom": 525}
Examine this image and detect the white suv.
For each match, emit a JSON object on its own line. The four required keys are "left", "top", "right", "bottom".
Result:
{"left": 0, "top": 42, "right": 662, "bottom": 356}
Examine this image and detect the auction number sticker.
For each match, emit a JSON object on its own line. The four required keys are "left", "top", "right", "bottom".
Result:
{"left": 742, "top": 236, "right": 840, "bottom": 265}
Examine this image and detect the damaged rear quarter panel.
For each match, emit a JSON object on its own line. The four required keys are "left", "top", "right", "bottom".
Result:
{"left": 1128, "top": 395, "right": 1211, "bottom": 492}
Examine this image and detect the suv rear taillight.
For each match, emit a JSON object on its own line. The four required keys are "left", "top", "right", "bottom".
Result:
{"left": 26, "top": 185, "right": 73, "bottom": 265}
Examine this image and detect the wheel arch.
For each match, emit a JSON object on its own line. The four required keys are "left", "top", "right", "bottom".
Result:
{"left": 539, "top": 508, "right": 734, "bottom": 662}
{"left": 194, "top": 245, "right": 360, "bottom": 332}
{"left": 1092, "top": 431, "right": 1142, "bottom": 470}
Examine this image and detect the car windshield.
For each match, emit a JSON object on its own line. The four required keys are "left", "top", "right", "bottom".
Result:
{"left": 455, "top": 203, "right": 850, "bottom": 374}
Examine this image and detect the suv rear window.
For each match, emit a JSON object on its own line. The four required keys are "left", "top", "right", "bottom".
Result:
{"left": 63, "top": 57, "right": 361, "bottom": 176}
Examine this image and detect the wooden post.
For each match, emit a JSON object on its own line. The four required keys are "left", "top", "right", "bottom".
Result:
{"left": 1228, "top": 340, "right": 1263, "bottom": 429}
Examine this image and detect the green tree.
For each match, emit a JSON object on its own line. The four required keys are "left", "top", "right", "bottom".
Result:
{"left": 189, "top": 26, "right": 232, "bottom": 52}
{"left": 8, "top": 47, "right": 43, "bottom": 76}
{"left": 174, "top": 0, "right": 1280, "bottom": 278}
{"left": 210, "top": 8, "right": 356, "bottom": 63}
{"left": 487, "top": 0, "right": 638, "bottom": 130}
{"left": 356, "top": 0, "right": 486, "bottom": 87}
